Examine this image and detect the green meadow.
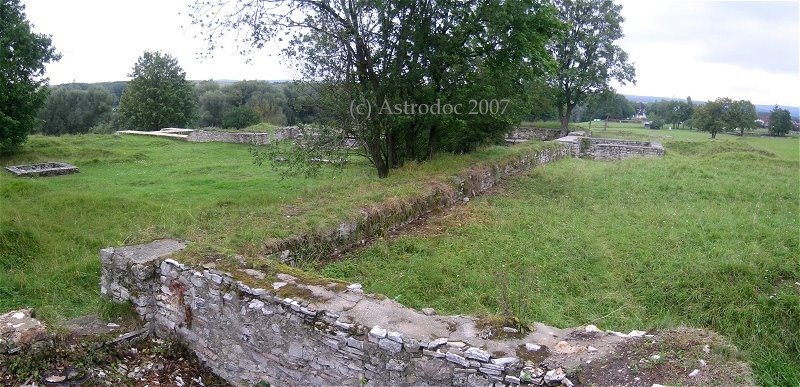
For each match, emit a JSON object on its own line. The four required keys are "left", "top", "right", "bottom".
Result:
{"left": 2, "top": 125, "right": 798, "bottom": 384}
{"left": 321, "top": 126, "right": 800, "bottom": 385}
{"left": 0, "top": 133, "right": 548, "bottom": 322}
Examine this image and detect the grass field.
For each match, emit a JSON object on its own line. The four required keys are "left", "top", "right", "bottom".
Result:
{"left": 321, "top": 127, "right": 800, "bottom": 385}
{"left": 0, "top": 133, "right": 549, "bottom": 322}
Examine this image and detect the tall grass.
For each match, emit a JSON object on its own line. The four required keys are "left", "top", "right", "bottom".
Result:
{"left": 321, "top": 133, "right": 800, "bottom": 385}
{"left": 0, "top": 134, "right": 547, "bottom": 322}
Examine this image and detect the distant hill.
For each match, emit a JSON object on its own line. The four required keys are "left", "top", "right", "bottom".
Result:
{"left": 754, "top": 104, "right": 800, "bottom": 119}
{"left": 623, "top": 94, "right": 799, "bottom": 119}
{"left": 200, "top": 79, "right": 292, "bottom": 85}
{"left": 624, "top": 95, "right": 686, "bottom": 104}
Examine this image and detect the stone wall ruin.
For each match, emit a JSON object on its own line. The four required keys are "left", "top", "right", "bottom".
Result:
{"left": 555, "top": 136, "right": 664, "bottom": 160}
{"left": 96, "top": 139, "right": 674, "bottom": 386}
{"left": 100, "top": 240, "right": 640, "bottom": 387}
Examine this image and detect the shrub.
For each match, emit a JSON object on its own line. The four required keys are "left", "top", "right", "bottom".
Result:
{"left": 223, "top": 106, "right": 260, "bottom": 129}
{"left": 650, "top": 118, "right": 664, "bottom": 130}
{"left": 89, "top": 122, "right": 115, "bottom": 134}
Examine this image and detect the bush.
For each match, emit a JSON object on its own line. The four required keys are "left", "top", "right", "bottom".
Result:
{"left": 223, "top": 106, "right": 260, "bottom": 129}
{"left": 650, "top": 118, "right": 664, "bottom": 130}
{"left": 89, "top": 122, "right": 115, "bottom": 134}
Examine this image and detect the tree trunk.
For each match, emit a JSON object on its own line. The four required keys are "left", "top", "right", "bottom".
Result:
{"left": 427, "top": 124, "right": 438, "bottom": 160}
{"left": 376, "top": 161, "right": 389, "bottom": 178}
{"left": 405, "top": 121, "right": 420, "bottom": 161}
{"left": 559, "top": 104, "right": 574, "bottom": 137}
{"left": 387, "top": 128, "right": 397, "bottom": 168}
{"left": 366, "top": 137, "right": 389, "bottom": 178}
{"left": 711, "top": 131, "right": 717, "bottom": 139}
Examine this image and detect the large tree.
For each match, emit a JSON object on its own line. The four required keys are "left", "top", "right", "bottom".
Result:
{"left": 692, "top": 97, "right": 758, "bottom": 139}
{"left": 196, "top": 89, "right": 227, "bottom": 128}
{"left": 691, "top": 97, "right": 725, "bottom": 139}
{"left": 0, "top": 0, "right": 59, "bottom": 153}
{"left": 118, "top": 51, "right": 195, "bottom": 130}
{"left": 581, "top": 91, "right": 634, "bottom": 121}
{"left": 548, "top": 0, "right": 635, "bottom": 136}
{"left": 647, "top": 100, "right": 693, "bottom": 129}
{"left": 190, "top": 0, "right": 558, "bottom": 178}
{"left": 727, "top": 99, "right": 757, "bottom": 136}
{"left": 768, "top": 105, "right": 793, "bottom": 137}
{"left": 685, "top": 96, "right": 694, "bottom": 128}
{"left": 223, "top": 80, "right": 286, "bottom": 124}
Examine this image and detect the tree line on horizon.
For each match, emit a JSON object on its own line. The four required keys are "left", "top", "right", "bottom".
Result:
{"left": 35, "top": 74, "right": 795, "bottom": 138}
{"left": 34, "top": 76, "right": 320, "bottom": 136}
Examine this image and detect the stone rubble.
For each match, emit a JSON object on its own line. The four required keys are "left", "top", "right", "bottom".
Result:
{"left": 0, "top": 308, "right": 51, "bottom": 355}
{"left": 543, "top": 367, "right": 566, "bottom": 385}
{"left": 584, "top": 324, "right": 602, "bottom": 333}
{"left": 525, "top": 342, "right": 542, "bottom": 352}
{"left": 421, "top": 307, "right": 437, "bottom": 316}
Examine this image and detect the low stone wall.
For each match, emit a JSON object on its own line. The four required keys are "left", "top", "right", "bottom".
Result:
{"left": 186, "top": 127, "right": 304, "bottom": 145}
{"left": 187, "top": 130, "right": 273, "bottom": 145}
{"left": 506, "top": 127, "right": 562, "bottom": 142}
{"left": 555, "top": 136, "right": 664, "bottom": 161}
{"left": 101, "top": 240, "right": 635, "bottom": 387}
{"left": 274, "top": 126, "right": 301, "bottom": 142}
{"left": 266, "top": 143, "right": 571, "bottom": 264}
{"left": 586, "top": 138, "right": 649, "bottom": 147}
{"left": 4, "top": 162, "right": 79, "bottom": 177}
{"left": 590, "top": 142, "right": 664, "bottom": 160}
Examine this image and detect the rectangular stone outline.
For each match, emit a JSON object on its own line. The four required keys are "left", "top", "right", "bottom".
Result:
{"left": 4, "top": 162, "right": 79, "bottom": 177}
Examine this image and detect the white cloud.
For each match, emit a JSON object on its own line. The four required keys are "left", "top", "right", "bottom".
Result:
{"left": 23, "top": 0, "right": 290, "bottom": 83}
{"left": 615, "top": 0, "right": 799, "bottom": 106}
{"left": 21, "top": 0, "right": 800, "bottom": 108}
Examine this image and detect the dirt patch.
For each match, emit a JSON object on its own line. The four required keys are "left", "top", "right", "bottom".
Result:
{"left": 61, "top": 315, "right": 123, "bottom": 339}
{"left": 574, "top": 327, "right": 753, "bottom": 386}
{"left": 1, "top": 335, "right": 228, "bottom": 387}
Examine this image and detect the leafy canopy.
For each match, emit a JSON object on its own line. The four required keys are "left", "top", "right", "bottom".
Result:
{"left": 768, "top": 105, "right": 793, "bottom": 137}
{"left": 38, "top": 86, "right": 115, "bottom": 135}
{"left": 548, "top": 0, "right": 635, "bottom": 134}
{"left": 190, "top": 0, "right": 560, "bottom": 178}
{"left": 0, "top": 0, "right": 60, "bottom": 153}
{"left": 692, "top": 97, "right": 757, "bottom": 138}
{"left": 118, "top": 51, "right": 195, "bottom": 130}
{"left": 222, "top": 105, "right": 260, "bottom": 129}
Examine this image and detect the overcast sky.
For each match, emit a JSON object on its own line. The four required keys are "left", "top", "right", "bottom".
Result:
{"left": 22, "top": 0, "right": 800, "bottom": 107}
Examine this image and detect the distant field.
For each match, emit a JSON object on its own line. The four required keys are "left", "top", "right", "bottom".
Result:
{"left": 0, "top": 134, "right": 549, "bottom": 322}
{"left": 321, "top": 128, "right": 800, "bottom": 385}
